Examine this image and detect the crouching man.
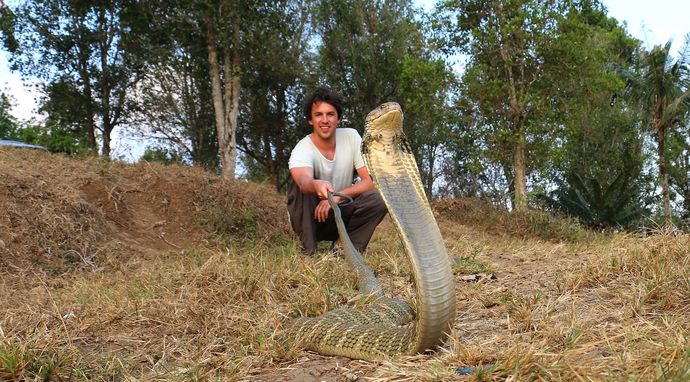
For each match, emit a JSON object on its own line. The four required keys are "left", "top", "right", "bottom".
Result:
{"left": 287, "top": 87, "right": 388, "bottom": 255}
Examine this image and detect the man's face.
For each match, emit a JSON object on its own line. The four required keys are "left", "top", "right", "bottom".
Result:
{"left": 308, "top": 101, "right": 340, "bottom": 141}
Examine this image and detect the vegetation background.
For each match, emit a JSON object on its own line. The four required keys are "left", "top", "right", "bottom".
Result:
{"left": 1, "top": 0, "right": 689, "bottom": 229}
{"left": 0, "top": 0, "right": 689, "bottom": 381}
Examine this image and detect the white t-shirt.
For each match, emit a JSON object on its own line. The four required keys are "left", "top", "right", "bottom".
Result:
{"left": 288, "top": 128, "right": 366, "bottom": 191}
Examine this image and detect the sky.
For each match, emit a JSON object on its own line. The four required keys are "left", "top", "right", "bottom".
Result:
{"left": 1, "top": 0, "right": 689, "bottom": 158}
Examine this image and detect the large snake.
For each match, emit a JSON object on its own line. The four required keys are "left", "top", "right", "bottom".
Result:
{"left": 285, "top": 102, "right": 456, "bottom": 360}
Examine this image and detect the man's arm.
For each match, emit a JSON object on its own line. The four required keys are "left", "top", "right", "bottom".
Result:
{"left": 337, "top": 166, "right": 374, "bottom": 200}
{"left": 290, "top": 165, "right": 376, "bottom": 223}
{"left": 291, "top": 165, "right": 374, "bottom": 200}
{"left": 290, "top": 166, "right": 333, "bottom": 199}
{"left": 290, "top": 166, "right": 335, "bottom": 223}
{"left": 316, "top": 166, "right": 374, "bottom": 222}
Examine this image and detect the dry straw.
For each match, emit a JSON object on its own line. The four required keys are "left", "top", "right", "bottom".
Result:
{"left": 1, "top": 149, "right": 688, "bottom": 381}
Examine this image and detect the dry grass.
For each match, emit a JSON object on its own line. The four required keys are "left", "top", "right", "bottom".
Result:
{"left": 433, "top": 197, "right": 593, "bottom": 243}
{"left": 1, "top": 148, "right": 688, "bottom": 381}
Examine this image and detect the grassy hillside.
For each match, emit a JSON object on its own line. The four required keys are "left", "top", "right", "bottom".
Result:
{"left": 0, "top": 148, "right": 688, "bottom": 381}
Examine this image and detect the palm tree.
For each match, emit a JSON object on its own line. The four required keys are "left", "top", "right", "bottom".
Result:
{"left": 616, "top": 34, "right": 690, "bottom": 228}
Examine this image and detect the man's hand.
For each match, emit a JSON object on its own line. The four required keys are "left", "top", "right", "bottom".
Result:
{"left": 313, "top": 179, "right": 334, "bottom": 200}
{"left": 314, "top": 199, "right": 332, "bottom": 222}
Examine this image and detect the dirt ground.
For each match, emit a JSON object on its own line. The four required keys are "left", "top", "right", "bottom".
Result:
{"left": 1, "top": 148, "right": 687, "bottom": 381}
{"left": 248, "top": 219, "right": 601, "bottom": 381}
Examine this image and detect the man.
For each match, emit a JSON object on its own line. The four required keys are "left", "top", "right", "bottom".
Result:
{"left": 287, "top": 87, "right": 388, "bottom": 255}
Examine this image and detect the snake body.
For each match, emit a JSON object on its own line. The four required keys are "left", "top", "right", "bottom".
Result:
{"left": 286, "top": 102, "right": 456, "bottom": 360}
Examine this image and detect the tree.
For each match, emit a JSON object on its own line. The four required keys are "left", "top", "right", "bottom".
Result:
{"left": 615, "top": 34, "right": 690, "bottom": 228}
{"left": 439, "top": 0, "right": 648, "bottom": 212}
{"left": 399, "top": 54, "right": 459, "bottom": 198}
{"left": 313, "top": 0, "right": 424, "bottom": 130}
{"left": 143, "top": 0, "right": 289, "bottom": 181}
{"left": 6, "top": 0, "right": 148, "bottom": 157}
{"left": 539, "top": 1, "right": 652, "bottom": 227}
{"left": 132, "top": 52, "right": 219, "bottom": 171}
{"left": 236, "top": 0, "right": 314, "bottom": 192}
{"left": 440, "top": 0, "right": 568, "bottom": 211}
{"left": 313, "top": 0, "right": 456, "bottom": 197}
{"left": 204, "top": 2, "right": 241, "bottom": 180}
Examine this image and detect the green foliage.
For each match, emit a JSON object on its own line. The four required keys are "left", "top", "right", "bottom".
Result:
{"left": 313, "top": 0, "right": 426, "bottom": 131}
{"left": 140, "top": 146, "right": 184, "bottom": 165}
{"left": 13, "top": 122, "right": 91, "bottom": 155}
{"left": 0, "top": 4, "right": 19, "bottom": 52}
{"left": 538, "top": 168, "right": 648, "bottom": 230}
{"left": 0, "top": 92, "right": 19, "bottom": 139}
{"left": 400, "top": 53, "right": 459, "bottom": 198}
{"left": 8, "top": 0, "right": 150, "bottom": 157}
{"left": 544, "top": 1, "right": 640, "bottom": 174}
{"left": 439, "top": 0, "right": 571, "bottom": 209}
{"left": 614, "top": 33, "right": 690, "bottom": 226}
{"left": 0, "top": 341, "right": 72, "bottom": 381}
{"left": 237, "top": 1, "right": 313, "bottom": 192}
{"left": 312, "top": 0, "right": 456, "bottom": 197}
{"left": 0, "top": 97, "right": 90, "bottom": 154}
{"left": 439, "top": 0, "right": 642, "bottom": 211}
{"left": 617, "top": 36, "right": 690, "bottom": 131}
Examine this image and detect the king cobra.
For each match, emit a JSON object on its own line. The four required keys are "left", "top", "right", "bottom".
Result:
{"left": 285, "top": 102, "right": 456, "bottom": 360}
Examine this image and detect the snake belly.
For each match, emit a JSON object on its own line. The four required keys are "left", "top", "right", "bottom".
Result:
{"left": 285, "top": 102, "right": 456, "bottom": 360}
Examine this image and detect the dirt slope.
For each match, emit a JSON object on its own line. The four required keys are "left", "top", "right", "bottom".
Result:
{"left": 0, "top": 148, "right": 289, "bottom": 274}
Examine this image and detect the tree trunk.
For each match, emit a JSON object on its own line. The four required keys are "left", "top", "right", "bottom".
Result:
{"left": 513, "top": 129, "right": 527, "bottom": 212}
{"left": 657, "top": 127, "right": 673, "bottom": 228}
{"left": 98, "top": 7, "right": 111, "bottom": 159}
{"left": 207, "top": 37, "right": 226, "bottom": 167}
{"left": 224, "top": 21, "right": 240, "bottom": 180}
{"left": 495, "top": 0, "right": 528, "bottom": 212}
{"left": 207, "top": 19, "right": 240, "bottom": 181}
{"left": 101, "top": 128, "right": 111, "bottom": 157}
{"left": 76, "top": 45, "right": 98, "bottom": 156}
{"left": 424, "top": 145, "right": 436, "bottom": 200}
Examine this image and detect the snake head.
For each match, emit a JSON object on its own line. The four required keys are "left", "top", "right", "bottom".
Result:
{"left": 365, "top": 102, "right": 403, "bottom": 136}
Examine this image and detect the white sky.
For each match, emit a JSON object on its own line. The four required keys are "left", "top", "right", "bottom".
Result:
{"left": 603, "top": 0, "right": 688, "bottom": 52}
{"left": 1, "top": 0, "right": 689, "bottom": 157}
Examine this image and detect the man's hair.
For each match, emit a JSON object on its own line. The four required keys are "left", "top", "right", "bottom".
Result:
{"left": 302, "top": 87, "right": 343, "bottom": 120}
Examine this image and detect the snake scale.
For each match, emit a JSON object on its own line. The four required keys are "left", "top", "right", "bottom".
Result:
{"left": 285, "top": 102, "right": 457, "bottom": 360}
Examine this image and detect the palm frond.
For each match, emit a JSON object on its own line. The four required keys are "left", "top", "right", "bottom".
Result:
{"left": 676, "top": 32, "right": 690, "bottom": 66}
{"left": 537, "top": 168, "right": 646, "bottom": 230}
{"left": 662, "top": 88, "right": 690, "bottom": 126}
